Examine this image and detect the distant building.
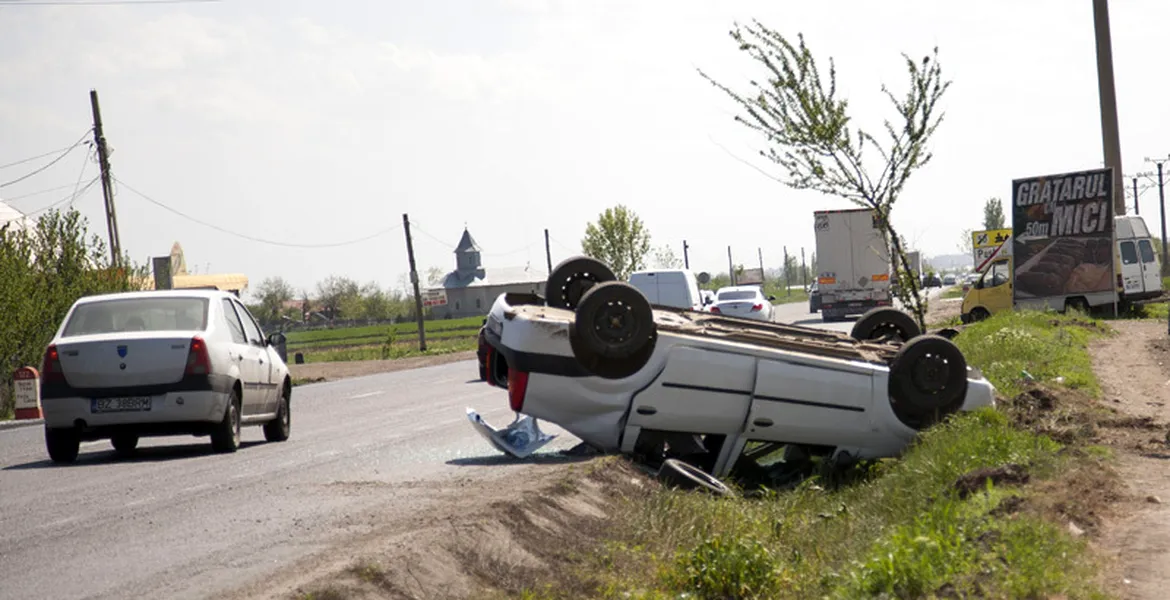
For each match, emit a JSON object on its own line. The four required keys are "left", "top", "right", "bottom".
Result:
{"left": 429, "top": 228, "right": 546, "bottom": 319}
{"left": 139, "top": 242, "right": 250, "bottom": 296}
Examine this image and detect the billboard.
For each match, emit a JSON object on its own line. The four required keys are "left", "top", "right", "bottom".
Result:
{"left": 737, "top": 267, "right": 764, "bottom": 286}
{"left": 971, "top": 228, "right": 1011, "bottom": 268}
{"left": 1011, "top": 167, "right": 1115, "bottom": 302}
{"left": 422, "top": 288, "right": 448, "bottom": 307}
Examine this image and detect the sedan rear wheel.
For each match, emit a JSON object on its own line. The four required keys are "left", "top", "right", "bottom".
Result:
{"left": 569, "top": 281, "right": 657, "bottom": 379}
{"left": 263, "top": 385, "right": 291, "bottom": 443}
{"left": 211, "top": 391, "right": 241, "bottom": 453}
{"left": 111, "top": 434, "right": 139, "bottom": 455}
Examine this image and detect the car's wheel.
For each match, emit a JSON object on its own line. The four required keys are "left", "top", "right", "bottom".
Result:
{"left": 545, "top": 256, "right": 617, "bottom": 310}
{"left": 569, "top": 281, "right": 657, "bottom": 379}
{"left": 45, "top": 427, "right": 80, "bottom": 464}
{"left": 111, "top": 434, "right": 139, "bottom": 455}
{"left": 264, "top": 384, "right": 291, "bottom": 443}
{"left": 656, "top": 458, "right": 736, "bottom": 497}
{"left": 478, "top": 361, "right": 487, "bottom": 381}
{"left": 211, "top": 390, "right": 242, "bottom": 453}
{"left": 851, "top": 307, "right": 922, "bottom": 343}
{"left": 888, "top": 334, "right": 968, "bottom": 422}
{"left": 968, "top": 307, "right": 990, "bottom": 322}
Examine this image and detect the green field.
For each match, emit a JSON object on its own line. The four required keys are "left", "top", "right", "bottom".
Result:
{"left": 282, "top": 316, "right": 482, "bottom": 363}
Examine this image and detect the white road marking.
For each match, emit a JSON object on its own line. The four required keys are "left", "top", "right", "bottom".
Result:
{"left": 346, "top": 391, "right": 383, "bottom": 400}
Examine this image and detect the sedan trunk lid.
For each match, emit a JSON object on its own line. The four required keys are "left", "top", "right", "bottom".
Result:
{"left": 55, "top": 333, "right": 196, "bottom": 388}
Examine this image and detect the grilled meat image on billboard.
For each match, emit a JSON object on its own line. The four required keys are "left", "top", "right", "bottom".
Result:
{"left": 1011, "top": 168, "right": 1115, "bottom": 300}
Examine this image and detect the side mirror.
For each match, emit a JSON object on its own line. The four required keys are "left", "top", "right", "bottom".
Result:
{"left": 767, "top": 295, "right": 776, "bottom": 301}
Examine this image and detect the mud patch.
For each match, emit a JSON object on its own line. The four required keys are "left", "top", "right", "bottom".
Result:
{"left": 953, "top": 464, "right": 1030, "bottom": 499}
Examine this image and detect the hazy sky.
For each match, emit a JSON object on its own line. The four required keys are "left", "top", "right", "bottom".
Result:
{"left": 2, "top": 0, "right": 1167, "bottom": 299}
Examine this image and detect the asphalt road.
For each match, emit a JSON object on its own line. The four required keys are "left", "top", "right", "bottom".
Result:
{"left": 0, "top": 363, "right": 577, "bottom": 600}
{"left": 0, "top": 291, "right": 951, "bottom": 600}
{"left": 770, "top": 286, "right": 951, "bottom": 332}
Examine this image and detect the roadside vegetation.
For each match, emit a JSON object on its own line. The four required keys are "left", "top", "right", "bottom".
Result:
{"left": 0, "top": 210, "right": 144, "bottom": 419}
{"left": 941, "top": 285, "right": 965, "bottom": 300}
{"left": 492, "top": 310, "right": 1118, "bottom": 599}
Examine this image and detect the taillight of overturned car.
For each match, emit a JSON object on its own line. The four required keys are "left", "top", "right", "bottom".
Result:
{"left": 751, "top": 303, "right": 763, "bottom": 312}
{"left": 508, "top": 368, "right": 529, "bottom": 412}
{"left": 709, "top": 306, "right": 721, "bottom": 314}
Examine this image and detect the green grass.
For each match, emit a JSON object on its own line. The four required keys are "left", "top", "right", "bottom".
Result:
{"left": 287, "top": 326, "right": 479, "bottom": 351}
{"left": 954, "top": 310, "right": 1107, "bottom": 398}
{"left": 284, "top": 316, "right": 482, "bottom": 345}
{"left": 503, "top": 308, "right": 1113, "bottom": 600}
{"left": 768, "top": 287, "right": 810, "bottom": 305}
{"left": 300, "top": 336, "right": 477, "bottom": 363}
{"left": 941, "top": 286, "right": 966, "bottom": 300}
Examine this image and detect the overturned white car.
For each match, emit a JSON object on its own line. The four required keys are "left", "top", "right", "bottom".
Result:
{"left": 468, "top": 256, "right": 995, "bottom": 479}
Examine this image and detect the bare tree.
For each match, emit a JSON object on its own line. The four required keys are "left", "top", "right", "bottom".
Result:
{"left": 699, "top": 22, "right": 951, "bottom": 329}
{"left": 652, "top": 244, "right": 683, "bottom": 269}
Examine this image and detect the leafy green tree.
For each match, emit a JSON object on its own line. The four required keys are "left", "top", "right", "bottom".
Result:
{"left": 699, "top": 23, "right": 950, "bottom": 329}
{"left": 0, "top": 209, "right": 144, "bottom": 417}
{"left": 581, "top": 204, "right": 652, "bottom": 280}
{"left": 315, "top": 275, "right": 360, "bottom": 320}
{"left": 983, "top": 197, "right": 1005, "bottom": 230}
{"left": 255, "top": 276, "right": 295, "bottom": 323}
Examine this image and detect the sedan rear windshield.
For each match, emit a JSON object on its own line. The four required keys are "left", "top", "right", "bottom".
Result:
{"left": 717, "top": 291, "right": 758, "bottom": 301}
{"left": 62, "top": 297, "right": 210, "bottom": 337}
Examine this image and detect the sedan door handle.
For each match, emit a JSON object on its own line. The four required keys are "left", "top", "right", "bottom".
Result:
{"left": 752, "top": 418, "right": 774, "bottom": 428}
{"left": 636, "top": 406, "right": 657, "bottom": 416}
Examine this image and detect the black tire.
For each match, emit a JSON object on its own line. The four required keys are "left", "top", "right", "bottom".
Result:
{"left": 478, "top": 362, "right": 487, "bottom": 381}
{"left": 111, "top": 434, "right": 139, "bottom": 455}
{"left": 1065, "top": 296, "right": 1089, "bottom": 315}
{"left": 656, "top": 458, "right": 736, "bottom": 497}
{"left": 969, "top": 307, "right": 990, "bottom": 322}
{"left": 569, "top": 281, "right": 657, "bottom": 379}
{"left": 263, "top": 384, "right": 291, "bottom": 443}
{"left": 888, "top": 334, "right": 969, "bottom": 419}
{"left": 45, "top": 427, "right": 80, "bottom": 464}
{"left": 851, "top": 307, "right": 922, "bottom": 343}
{"left": 211, "top": 390, "right": 242, "bottom": 453}
{"left": 545, "top": 256, "right": 617, "bottom": 310}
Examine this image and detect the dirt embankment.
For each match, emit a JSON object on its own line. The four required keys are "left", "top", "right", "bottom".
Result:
{"left": 229, "top": 458, "right": 653, "bottom": 600}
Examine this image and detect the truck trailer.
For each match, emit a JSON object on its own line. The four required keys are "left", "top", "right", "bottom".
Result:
{"left": 813, "top": 208, "right": 893, "bottom": 322}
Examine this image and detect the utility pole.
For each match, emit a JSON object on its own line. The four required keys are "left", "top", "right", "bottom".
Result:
{"left": 402, "top": 214, "right": 427, "bottom": 351}
{"left": 682, "top": 240, "right": 690, "bottom": 269}
{"left": 727, "top": 246, "right": 735, "bottom": 286}
{"left": 90, "top": 89, "right": 122, "bottom": 268}
{"left": 801, "top": 247, "right": 808, "bottom": 290}
{"left": 1133, "top": 177, "right": 1141, "bottom": 215}
{"left": 1092, "top": 0, "right": 1126, "bottom": 214}
{"left": 1148, "top": 158, "right": 1170, "bottom": 275}
{"left": 757, "top": 247, "right": 765, "bottom": 285}
{"left": 544, "top": 229, "right": 552, "bottom": 275}
{"left": 783, "top": 246, "right": 791, "bottom": 296}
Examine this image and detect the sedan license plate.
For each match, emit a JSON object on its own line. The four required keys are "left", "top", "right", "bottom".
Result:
{"left": 91, "top": 397, "right": 152, "bottom": 413}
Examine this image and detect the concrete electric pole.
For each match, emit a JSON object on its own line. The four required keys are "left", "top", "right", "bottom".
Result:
{"left": 1092, "top": 0, "right": 1126, "bottom": 214}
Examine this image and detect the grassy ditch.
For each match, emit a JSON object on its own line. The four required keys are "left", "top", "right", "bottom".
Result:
{"left": 501, "top": 310, "right": 1117, "bottom": 599}
{"left": 302, "top": 337, "right": 477, "bottom": 363}
{"left": 940, "top": 285, "right": 965, "bottom": 300}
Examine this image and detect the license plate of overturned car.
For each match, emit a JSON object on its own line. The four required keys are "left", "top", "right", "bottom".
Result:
{"left": 465, "top": 408, "right": 555, "bottom": 459}
{"left": 91, "top": 397, "right": 152, "bottom": 413}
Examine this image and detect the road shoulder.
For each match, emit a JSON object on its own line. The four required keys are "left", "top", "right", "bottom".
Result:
{"left": 289, "top": 350, "right": 477, "bottom": 384}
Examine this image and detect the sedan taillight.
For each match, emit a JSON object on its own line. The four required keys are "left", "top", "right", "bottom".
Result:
{"left": 42, "top": 344, "right": 63, "bottom": 383}
{"left": 185, "top": 336, "right": 212, "bottom": 376}
{"left": 508, "top": 368, "right": 529, "bottom": 412}
{"left": 751, "top": 304, "right": 763, "bottom": 312}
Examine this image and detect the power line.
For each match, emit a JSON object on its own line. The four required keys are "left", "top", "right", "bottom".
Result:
{"left": 0, "top": 145, "right": 81, "bottom": 170}
{"left": 0, "top": 0, "right": 219, "bottom": 5}
{"left": 113, "top": 176, "right": 404, "bottom": 248}
{"left": 1, "top": 182, "right": 78, "bottom": 202}
{"left": 0, "top": 130, "right": 92, "bottom": 189}
{"left": 412, "top": 220, "right": 533, "bottom": 258}
{"left": 0, "top": 176, "right": 100, "bottom": 225}
{"left": 67, "top": 146, "right": 93, "bottom": 209}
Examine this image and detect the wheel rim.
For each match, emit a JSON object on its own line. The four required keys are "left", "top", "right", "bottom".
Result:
{"left": 591, "top": 300, "right": 637, "bottom": 345}
{"left": 911, "top": 352, "right": 950, "bottom": 393}
{"left": 870, "top": 322, "right": 906, "bottom": 343}
{"left": 559, "top": 273, "right": 597, "bottom": 307}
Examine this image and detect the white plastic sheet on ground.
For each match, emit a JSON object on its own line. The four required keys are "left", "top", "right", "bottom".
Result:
{"left": 465, "top": 407, "right": 556, "bottom": 459}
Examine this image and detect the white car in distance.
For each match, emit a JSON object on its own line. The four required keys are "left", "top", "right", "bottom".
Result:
{"left": 39, "top": 290, "right": 292, "bottom": 463}
{"left": 709, "top": 286, "right": 776, "bottom": 322}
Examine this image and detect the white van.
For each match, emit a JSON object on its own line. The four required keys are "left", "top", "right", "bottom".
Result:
{"left": 628, "top": 269, "right": 705, "bottom": 311}
{"left": 1116, "top": 215, "right": 1163, "bottom": 301}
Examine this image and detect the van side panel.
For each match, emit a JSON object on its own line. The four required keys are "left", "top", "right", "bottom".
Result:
{"left": 628, "top": 273, "right": 661, "bottom": 305}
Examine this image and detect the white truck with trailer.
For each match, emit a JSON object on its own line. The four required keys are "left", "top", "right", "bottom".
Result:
{"left": 813, "top": 208, "right": 894, "bottom": 322}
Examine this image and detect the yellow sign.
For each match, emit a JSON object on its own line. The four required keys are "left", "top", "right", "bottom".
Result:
{"left": 972, "top": 228, "right": 1011, "bottom": 249}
